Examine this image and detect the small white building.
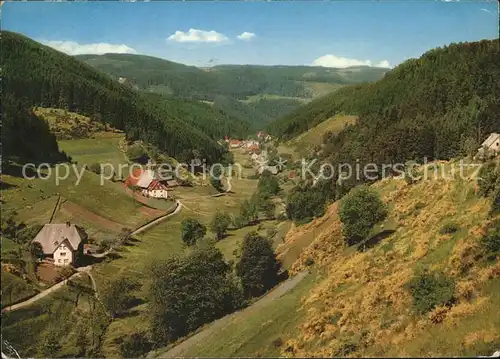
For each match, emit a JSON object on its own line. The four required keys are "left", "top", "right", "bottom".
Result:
{"left": 141, "top": 180, "right": 169, "bottom": 199}
{"left": 32, "top": 223, "right": 85, "bottom": 266}
{"left": 477, "top": 133, "right": 500, "bottom": 159}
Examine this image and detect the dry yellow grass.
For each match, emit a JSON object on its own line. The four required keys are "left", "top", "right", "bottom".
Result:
{"left": 275, "top": 165, "right": 499, "bottom": 357}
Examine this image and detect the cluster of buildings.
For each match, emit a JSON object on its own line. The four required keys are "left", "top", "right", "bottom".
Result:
{"left": 223, "top": 131, "right": 272, "bottom": 153}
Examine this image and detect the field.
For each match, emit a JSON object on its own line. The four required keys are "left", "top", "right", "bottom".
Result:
{"left": 58, "top": 135, "right": 127, "bottom": 171}
{"left": 302, "top": 82, "right": 344, "bottom": 97}
{"left": 241, "top": 93, "right": 310, "bottom": 104}
{"left": 2, "top": 146, "right": 296, "bottom": 357}
{"left": 85, "top": 148, "right": 269, "bottom": 356}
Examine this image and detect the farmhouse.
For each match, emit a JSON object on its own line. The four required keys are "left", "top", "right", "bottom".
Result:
{"left": 126, "top": 168, "right": 169, "bottom": 198}
{"left": 477, "top": 133, "right": 500, "bottom": 158}
{"left": 32, "top": 222, "right": 85, "bottom": 266}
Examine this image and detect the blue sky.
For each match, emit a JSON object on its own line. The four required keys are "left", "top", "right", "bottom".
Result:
{"left": 3, "top": 0, "right": 498, "bottom": 68}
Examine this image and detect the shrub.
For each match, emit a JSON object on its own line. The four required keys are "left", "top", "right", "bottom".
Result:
{"left": 236, "top": 232, "right": 281, "bottom": 298}
{"left": 477, "top": 161, "right": 500, "bottom": 197}
{"left": 286, "top": 185, "right": 326, "bottom": 223}
{"left": 490, "top": 186, "right": 500, "bottom": 215}
{"left": 101, "top": 277, "right": 140, "bottom": 318}
{"left": 180, "top": 218, "right": 206, "bottom": 246}
{"left": 88, "top": 163, "right": 101, "bottom": 175}
{"left": 439, "top": 222, "right": 460, "bottom": 235}
{"left": 404, "top": 161, "right": 420, "bottom": 185}
{"left": 119, "top": 332, "right": 152, "bottom": 358}
{"left": 407, "top": 271, "right": 456, "bottom": 314}
{"left": 149, "top": 246, "right": 243, "bottom": 343}
{"left": 305, "top": 257, "right": 315, "bottom": 267}
{"left": 339, "top": 185, "right": 388, "bottom": 246}
{"left": 481, "top": 220, "right": 500, "bottom": 256}
{"left": 209, "top": 211, "right": 231, "bottom": 241}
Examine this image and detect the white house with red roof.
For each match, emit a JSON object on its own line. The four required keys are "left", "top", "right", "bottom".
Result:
{"left": 125, "top": 168, "right": 169, "bottom": 199}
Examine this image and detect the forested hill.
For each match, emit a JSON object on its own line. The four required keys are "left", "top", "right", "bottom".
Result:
{"left": 2, "top": 31, "right": 248, "bottom": 164}
{"left": 268, "top": 39, "right": 500, "bottom": 164}
{"left": 75, "top": 53, "right": 389, "bottom": 101}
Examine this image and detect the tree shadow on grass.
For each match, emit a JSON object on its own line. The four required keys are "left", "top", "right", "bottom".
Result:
{"left": 2, "top": 163, "right": 37, "bottom": 178}
{"left": 357, "top": 229, "right": 396, "bottom": 253}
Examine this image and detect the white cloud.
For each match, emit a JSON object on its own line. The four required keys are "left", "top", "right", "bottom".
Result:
{"left": 480, "top": 8, "right": 495, "bottom": 15}
{"left": 312, "top": 54, "right": 392, "bottom": 69}
{"left": 237, "top": 32, "right": 256, "bottom": 41}
{"left": 42, "top": 40, "right": 137, "bottom": 55}
{"left": 167, "top": 28, "right": 228, "bottom": 43}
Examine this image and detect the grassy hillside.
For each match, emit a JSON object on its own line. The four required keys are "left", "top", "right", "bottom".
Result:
{"left": 3, "top": 31, "right": 247, "bottom": 164}
{"left": 268, "top": 40, "right": 500, "bottom": 166}
{"left": 287, "top": 115, "right": 358, "bottom": 156}
{"left": 172, "top": 162, "right": 500, "bottom": 357}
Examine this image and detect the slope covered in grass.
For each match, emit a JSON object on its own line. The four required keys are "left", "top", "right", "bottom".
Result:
{"left": 287, "top": 115, "right": 357, "bottom": 156}
{"left": 169, "top": 162, "right": 500, "bottom": 358}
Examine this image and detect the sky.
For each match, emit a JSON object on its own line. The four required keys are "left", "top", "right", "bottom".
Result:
{"left": 3, "top": 0, "right": 498, "bottom": 69}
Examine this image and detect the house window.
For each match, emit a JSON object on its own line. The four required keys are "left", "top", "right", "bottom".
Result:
{"left": 64, "top": 259, "right": 69, "bottom": 264}
{"left": 58, "top": 259, "right": 62, "bottom": 263}
{"left": 60, "top": 252, "right": 66, "bottom": 256}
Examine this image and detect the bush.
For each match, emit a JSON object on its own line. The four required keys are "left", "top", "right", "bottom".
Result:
{"left": 491, "top": 186, "right": 500, "bottom": 215}
{"left": 339, "top": 185, "right": 388, "bottom": 246}
{"left": 407, "top": 271, "right": 456, "bottom": 314}
{"left": 180, "top": 218, "right": 206, "bottom": 246}
{"left": 439, "top": 222, "right": 460, "bottom": 235}
{"left": 305, "top": 257, "right": 315, "bottom": 267}
{"left": 236, "top": 232, "right": 281, "bottom": 298}
{"left": 477, "top": 161, "right": 500, "bottom": 197}
{"left": 286, "top": 185, "right": 326, "bottom": 223}
{"left": 119, "top": 332, "right": 152, "bottom": 358}
{"left": 209, "top": 211, "right": 231, "bottom": 240}
{"left": 88, "top": 163, "right": 101, "bottom": 175}
{"left": 101, "top": 277, "right": 140, "bottom": 318}
{"left": 481, "top": 220, "right": 500, "bottom": 256}
{"left": 149, "top": 246, "right": 243, "bottom": 343}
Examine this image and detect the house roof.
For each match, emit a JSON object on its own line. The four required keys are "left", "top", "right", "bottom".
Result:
{"left": 148, "top": 180, "right": 167, "bottom": 191}
{"left": 166, "top": 179, "right": 179, "bottom": 187}
{"left": 126, "top": 168, "right": 155, "bottom": 188}
{"left": 482, "top": 133, "right": 500, "bottom": 149}
{"left": 32, "top": 224, "right": 82, "bottom": 254}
